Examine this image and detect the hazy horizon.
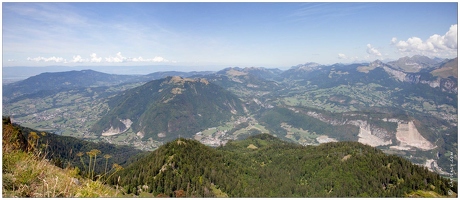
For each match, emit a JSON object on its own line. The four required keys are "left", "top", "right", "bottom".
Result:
{"left": 2, "top": 54, "right": 456, "bottom": 83}
{"left": 3, "top": 2, "right": 457, "bottom": 70}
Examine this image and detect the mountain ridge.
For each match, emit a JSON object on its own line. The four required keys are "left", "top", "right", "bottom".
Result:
{"left": 108, "top": 134, "right": 457, "bottom": 197}
{"left": 2, "top": 69, "right": 214, "bottom": 102}
{"left": 91, "top": 76, "right": 247, "bottom": 141}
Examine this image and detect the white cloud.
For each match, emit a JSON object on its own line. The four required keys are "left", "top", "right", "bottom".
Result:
{"left": 131, "top": 57, "right": 144, "bottom": 62}
{"left": 391, "top": 37, "right": 398, "bottom": 44}
{"left": 152, "top": 56, "right": 168, "bottom": 62}
{"left": 129, "top": 56, "right": 169, "bottom": 62}
{"left": 391, "top": 24, "right": 457, "bottom": 57}
{"left": 27, "top": 56, "right": 66, "bottom": 63}
{"left": 105, "top": 52, "right": 127, "bottom": 63}
{"left": 25, "top": 53, "right": 174, "bottom": 64}
{"left": 90, "top": 53, "right": 102, "bottom": 63}
{"left": 71, "top": 55, "right": 85, "bottom": 63}
{"left": 443, "top": 24, "right": 457, "bottom": 49}
{"left": 338, "top": 53, "right": 347, "bottom": 59}
{"left": 366, "top": 44, "right": 382, "bottom": 57}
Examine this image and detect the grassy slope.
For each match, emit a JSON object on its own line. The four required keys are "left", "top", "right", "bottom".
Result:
{"left": 2, "top": 150, "right": 123, "bottom": 197}
{"left": 2, "top": 117, "right": 130, "bottom": 198}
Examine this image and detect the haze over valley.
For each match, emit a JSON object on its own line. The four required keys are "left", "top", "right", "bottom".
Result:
{"left": 2, "top": 2, "right": 457, "bottom": 197}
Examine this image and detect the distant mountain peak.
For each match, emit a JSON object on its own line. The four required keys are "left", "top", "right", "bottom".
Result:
{"left": 224, "top": 68, "right": 248, "bottom": 76}
{"left": 81, "top": 69, "right": 98, "bottom": 73}
{"left": 370, "top": 59, "right": 384, "bottom": 67}
{"left": 245, "top": 66, "right": 264, "bottom": 70}
{"left": 164, "top": 76, "right": 210, "bottom": 86}
{"left": 410, "top": 55, "right": 431, "bottom": 60}
{"left": 290, "top": 62, "right": 322, "bottom": 71}
{"left": 2, "top": 69, "right": 139, "bottom": 101}
{"left": 387, "top": 54, "right": 443, "bottom": 73}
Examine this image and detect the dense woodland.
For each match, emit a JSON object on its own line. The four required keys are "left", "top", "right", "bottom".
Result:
{"left": 108, "top": 134, "right": 457, "bottom": 197}
{"left": 258, "top": 107, "right": 359, "bottom": 141}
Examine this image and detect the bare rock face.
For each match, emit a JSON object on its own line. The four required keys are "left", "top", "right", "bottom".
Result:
{"left": 302, "top": 110, "right": 439, "bottom": 150}
{"left": 353, "top": 120, "right": 392, "bottom": 147}
{"left": 359, "top": 60, "right": 457, "bottom": 94}
{"left": 102, "top": 118, "right": 132, "bottom": 136}
{"left": 383, "top": 66, "right": 406, "bottom": 82}
{"left": 394, "top": 121, "right": 436, "bottom": 151}
{"left": 441, "top": 78, "right": 458, "bottom": 93}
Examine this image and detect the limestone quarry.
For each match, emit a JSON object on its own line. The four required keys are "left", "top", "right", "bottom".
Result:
{"left": 393, "top": 121, "right": 436, "bottom": 151}
{"left": 356, "top": 123, "right": 392, "bottom": 147}
{"left": 101, "top": 118, "right": 133, "bottom": 136}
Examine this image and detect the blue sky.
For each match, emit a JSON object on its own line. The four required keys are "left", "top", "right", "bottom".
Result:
{"left": 2, "top": 2, "right": 458, "bottom": 71}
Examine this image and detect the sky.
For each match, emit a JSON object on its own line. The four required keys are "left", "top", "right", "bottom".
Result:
{"left": 2, "top": 2, "right": 458, "bottom": 72}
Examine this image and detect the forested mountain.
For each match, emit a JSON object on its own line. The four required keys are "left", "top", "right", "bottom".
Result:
{"left": 258, "top": 107, "right": 359, "bottom": 141}
{"left": 108, "top": 134, "right": 457, "bottom": 197}
{"left": 2, "top": 70, "right": 140, "bottom": 101}
{"left": 3, "top": 69, "right": 213, "bottom": 102}
{"left": 4, "top": 117, "right": 146, "bottom": 175}
{"left": 91, "top": 76, "right": 247, "bottom": 141}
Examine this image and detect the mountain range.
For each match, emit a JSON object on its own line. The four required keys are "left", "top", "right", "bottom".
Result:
{"left": 2, "top": 55, "right": 457, "bottom": 182}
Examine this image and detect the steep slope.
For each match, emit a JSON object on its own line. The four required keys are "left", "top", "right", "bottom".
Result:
{"left": 109, "top": 134, "right": 457, "bottom": 197}
{"left": 2, "top": 117, "right": 27, "bottom": 152}
{"left": 363, "top": 60, "right": 457, "bottom": 94}
{"left": 91, "top": 76, "right": 246, "bottom": 141}
{"left": 5, "top": 117, "right": 146, "bottom": 175}
{"left": 431, "top": 57, "right": 458, "bottom": 78}
{"left": 2, "top": 117, "right": 123, "bottom": 197}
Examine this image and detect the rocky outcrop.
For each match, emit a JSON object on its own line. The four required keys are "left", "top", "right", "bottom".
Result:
{"left": 381, "top": 65, "right": 457, "bottom": 94}
{"left": 382, "top": 66, "right": 406, "bottom": 82}
{"left": 304, "top": 112, "right": 393, "bottom": 147}
{"left": 440, "top": 78, "right": 457, "bottom": 93}
{"left": 303, "top": 111, "right": 438, "bottom": 150}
